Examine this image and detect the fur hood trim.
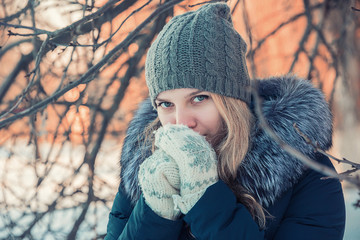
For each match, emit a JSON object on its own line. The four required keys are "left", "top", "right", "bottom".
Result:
{"left": 119, "top": 76, "right": 332, "bottom": 207}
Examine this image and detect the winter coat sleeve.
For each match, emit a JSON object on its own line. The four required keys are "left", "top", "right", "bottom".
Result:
{"left": 105, "top": 187, "right": 183, "bottom": 240}
{"left": 272, "top": 154, "right": 345, "bottom": 240}
{"left": 184, "top": 180, "right": 265, "bottom": 239}
{"left": 183, "top": 154, "right": 345, "bottom": 240}
{"left": 105, "top": 189, "right": 133, "bottom": 240}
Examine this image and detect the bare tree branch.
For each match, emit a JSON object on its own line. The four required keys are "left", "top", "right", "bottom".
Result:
{"left": 0, "top": 0, "right": 185, "bottom": 128}
{"left": 0, "top": 35, "right": 49, "bottom": 120}
{"left": 248, "top": 2, "right": 323, "bottom": 56}
{"left": 0, "top": 0, "right": 33, "bottom": 22}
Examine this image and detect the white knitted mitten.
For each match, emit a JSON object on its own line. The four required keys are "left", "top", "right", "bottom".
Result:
{"left": 155, "top": 124, "right": 218, "bottom": 214}
{"left": 138, "top": 149, "right": 181, "bottom": 220}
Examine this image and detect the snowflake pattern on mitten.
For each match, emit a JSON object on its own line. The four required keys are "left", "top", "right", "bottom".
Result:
{"left": 155, "top": 124, "right": 218, "bottom": 214}
{"left": 138, "top": 149, "right": 181, "bottom": 220}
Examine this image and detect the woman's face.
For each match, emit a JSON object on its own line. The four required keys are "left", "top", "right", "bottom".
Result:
{"left": 155, "top": 88, "right": 223, "bottom": 145}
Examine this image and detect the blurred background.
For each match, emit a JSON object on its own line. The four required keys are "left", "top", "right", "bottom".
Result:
{"left": 0, "top": 0, "right": 359, "bottom": 239}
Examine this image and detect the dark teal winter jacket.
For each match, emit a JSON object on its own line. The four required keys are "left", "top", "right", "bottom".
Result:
{"left": 105, "top": 77, "right": 346, "bottom": 239}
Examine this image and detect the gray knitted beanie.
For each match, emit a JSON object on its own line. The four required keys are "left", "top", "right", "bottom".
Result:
{"left": 145, "top": 3, "right": 250, "bottom": 106}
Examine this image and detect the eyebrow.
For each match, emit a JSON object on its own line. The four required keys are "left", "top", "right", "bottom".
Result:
{"left": 189, "top": 90, "right": 204, "bottom": 96}
{"left": 155, "top": 97, "right": 167, "bottom": 102}
{"left": 155, "top": 90, "right": 205, "bottom": 102}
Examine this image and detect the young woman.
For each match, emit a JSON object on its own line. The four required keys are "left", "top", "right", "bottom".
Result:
{"left": 105, "top": 3, "right": 345, "bottom": 239}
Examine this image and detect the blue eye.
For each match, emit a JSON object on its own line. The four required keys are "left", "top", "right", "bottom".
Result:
{"left": 193, "top": 95, "right": 208, "bottom": 103}
{"left": 158, "top": 102, "right": 172, "bottom": 108}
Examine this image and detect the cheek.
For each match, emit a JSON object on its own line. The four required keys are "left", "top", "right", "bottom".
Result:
{"left": 157, "top": 112, "right": 172, "bottom": 126}
{"left": 209, "top": 114, "right": 223, "bottom": 134}
{"left": 200, "top": 106, "right": 222, "bottom": 133}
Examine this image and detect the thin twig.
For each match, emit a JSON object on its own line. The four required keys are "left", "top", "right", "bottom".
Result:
{"left": 0, "top": 0, "right": 32, "bottom": 22}
{"left": 0, "top": 38, "right": 33, "bottom": 58}
{"left": 0, "top": 36, "right": 50, "bottom": 120}
{"left": 0, "top": 22, "right": 51, "bottom": 35}
{"left": 249, "top": 3, "right": 323, "bottom": 56}
{"left": 288, "top": 0, "right": 312, "bottom": 73}
{"left": 63, "top": 0, "right": 153, "bottom": 49}
{"left": 294, "top": 123, "right": 360, "bottom": 169}
{"left": 242, "top": 0, "right": 257, "bottom": 78}
{"left": 305, "top": 1, "right": 327, "bottom": 81}
{"left": 49, "top": 0, "right": 120, "bottom": 38}
{"left": 189, "top": 0, "right": 228, "bottom": 8}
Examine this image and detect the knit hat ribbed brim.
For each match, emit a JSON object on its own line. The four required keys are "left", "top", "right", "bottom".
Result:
{"left": 145, "top": 3, "right": 250, "bottom": 106}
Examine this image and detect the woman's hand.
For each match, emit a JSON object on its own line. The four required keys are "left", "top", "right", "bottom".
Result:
{"left": 138, "top": 149, "right": 181, "bottom": 220}
{"left": 155, "top": 124, "right": 218, "bottom": 214}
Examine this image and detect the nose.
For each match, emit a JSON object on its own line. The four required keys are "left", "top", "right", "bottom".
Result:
{"left": 175, "top": 108, "right": 196, "bottom": 129}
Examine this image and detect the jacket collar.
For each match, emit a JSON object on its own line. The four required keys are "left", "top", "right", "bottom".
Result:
{"left": 119, "top": 76, "right": 333, "bottom": 207}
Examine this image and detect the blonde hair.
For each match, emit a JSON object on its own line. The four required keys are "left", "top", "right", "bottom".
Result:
{"left": 143, "top": 94, "right": 266, "bottom": 228}
{"left": 210, "top": 94, "right": 266, "bottom": 228}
